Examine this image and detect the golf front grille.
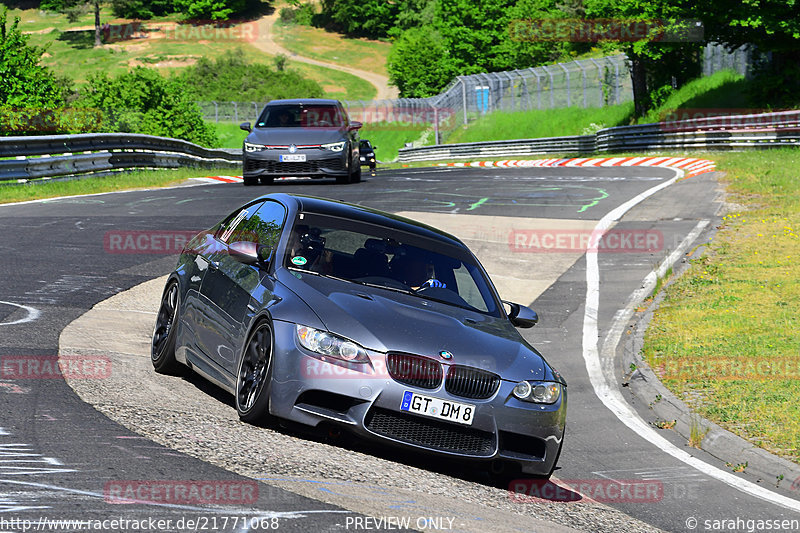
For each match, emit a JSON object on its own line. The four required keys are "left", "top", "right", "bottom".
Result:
{"left": 365, "top": 407, "right": 495, "bottom": 456}
{"left": 244, "top": 158, "right": 345, "bottom": 173}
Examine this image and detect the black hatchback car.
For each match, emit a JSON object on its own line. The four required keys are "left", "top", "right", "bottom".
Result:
{"left": 240, "top": 99, "right": 363, "bottom": 186}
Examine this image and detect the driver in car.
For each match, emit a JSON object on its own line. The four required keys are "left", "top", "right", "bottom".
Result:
{"left": 390, "top": 249, "right": 446, "bottom": 291}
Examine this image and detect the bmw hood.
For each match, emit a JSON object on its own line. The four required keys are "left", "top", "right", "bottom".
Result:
{"left": 278, "top": 271, "right": 549, "bottom": 381}
{"left": 246, "top": 127, "right": 348, "bottom": 146}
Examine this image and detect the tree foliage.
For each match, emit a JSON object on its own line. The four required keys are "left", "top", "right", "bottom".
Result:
{"left": 173, "top": 0, "right": 247, "bottom": 21}
{"left": 179, "top": 49, "right": 324, "bottom": 101}
{"left": 75, "top": 67, "right": 219, "bottom": 146}
{"left": 0, "top": 8, "right": 64, "bottom": 108}
{"left": 387, "top": 26, "right": 458, "bottom": 97}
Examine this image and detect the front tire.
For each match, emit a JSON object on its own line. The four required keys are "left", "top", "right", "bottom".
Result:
{"left": 259, "top": 176, "right": 274, "bottom": 185}
{"left": 151, "top": 281, "right": 182, "bottom": 374}
{"left": 350, "top": 161, "right": 362, "bottom": 183}
{"left": 236, "top": 321, "right": 274, "bottom": 423}
{"left": 243, "top": 176, "right": 258, "bottom": 186}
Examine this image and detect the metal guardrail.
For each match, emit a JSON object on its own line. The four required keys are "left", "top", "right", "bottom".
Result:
{"left": 0, "top": 133, "right": 241, "bottom": 182}
{"left": 398, "top": 110, "right": 800, "bottom": 162}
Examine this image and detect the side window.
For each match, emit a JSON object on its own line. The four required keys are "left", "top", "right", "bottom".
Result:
{"left": 239, "top": 201, "right": 286, "bottom": 261}
{"left": 216, "top": 202, "right": 263, "bottom": 244}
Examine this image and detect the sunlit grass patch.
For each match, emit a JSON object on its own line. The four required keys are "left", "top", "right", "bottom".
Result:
{"left": 0, "top": 168, "right": 216, "bottom": 204}
{"left": 642, "top": 149, "right": 800, "bottom": 463}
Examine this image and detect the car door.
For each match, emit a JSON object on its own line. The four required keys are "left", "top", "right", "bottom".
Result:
{"left": 196, "top": 200, "right": 286, "bottom": 381}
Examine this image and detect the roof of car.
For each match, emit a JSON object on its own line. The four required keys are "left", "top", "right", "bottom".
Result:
{"left": 265, "top": 99, "right": 342, "bottom": 106}
{"left": 263, "top": 193, "right": 464, "bottom": 247}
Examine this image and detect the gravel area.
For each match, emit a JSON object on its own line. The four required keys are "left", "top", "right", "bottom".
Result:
{"left": 59, "top": 276, "right": 663, "bottom": 533}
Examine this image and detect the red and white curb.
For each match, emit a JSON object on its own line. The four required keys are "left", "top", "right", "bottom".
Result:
{"left": 192, "top": 175, "right": 243, "bottom": 184}
{"left": 435, "top": 156, "right": 716, "bottom": 178}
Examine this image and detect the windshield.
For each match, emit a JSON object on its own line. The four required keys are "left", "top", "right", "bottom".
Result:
{"left": 256, "top": 104, "right": 345, "bottom": 128}
{"left": 284, "top": 213, "right": 502, "bottom": 317}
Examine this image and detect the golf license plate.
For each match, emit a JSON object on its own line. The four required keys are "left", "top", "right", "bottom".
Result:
{"left": 279, "top": 154, "right": 306, "bottom": 162}
{"left": 400, "top": 391, "right": 475, "bottom": 425}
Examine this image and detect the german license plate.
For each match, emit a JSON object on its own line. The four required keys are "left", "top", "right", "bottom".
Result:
{"left": 280, "top": 154, "right": 306, "bottom": 162}
{"left": 400, "top": 391, "right": 475, "bottom": 425}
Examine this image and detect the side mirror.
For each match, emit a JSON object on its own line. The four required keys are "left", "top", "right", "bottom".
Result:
{"left": 504, "top": 301, "right": 538, "bottom": 328}
{"left": 372, "top": 146, "right": 377, "bottom": 150}
{"left": 228, "top": 241, "right": 259, "bottom": 265}
{"left": 239, "top": 122, "right": 252, "bottom": 132}
{"left": 349, "top": 120, "right": 363, "bottom": 131}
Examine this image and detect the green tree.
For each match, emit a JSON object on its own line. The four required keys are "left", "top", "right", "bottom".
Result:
{"left": 585, "top": 0, "right": 702, "bottom": 117}
{"left": 695, "top": 0, "right": 800, "bottom": 106}
{"left": 180, "top": 49, "right": 324, "bottom": 101}
{"left": 387, "top": 25, "right": 458, "bottom": 97}
{"left": 0, "top": 8, "right": 64, "bottom": 108}
{"left": 319, "top": 0, "right": 399, "bottom": 38}
{"left": 173, "top": 0, "right": 247, "bottom": 20}
{"left": 41, "top": 0, "right": 103, "bottom": 47}
{"left": 75, "top": 67, "right": 218, "bottom": 146}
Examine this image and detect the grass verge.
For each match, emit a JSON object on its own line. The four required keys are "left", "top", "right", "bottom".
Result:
{"left": 445, "top": 104, "right": 634, "bottom": 144}
{"left": 273, "top": 20, "right": 391, "bottom": 78}
{"left": 642, "top": 149, "right": 800, "bottom": 463}
{"left": 0, "top": 168, "right": 216, "bottom": 205}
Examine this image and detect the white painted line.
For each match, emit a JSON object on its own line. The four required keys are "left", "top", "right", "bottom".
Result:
{"left": 0, "top": 301, "right": 40, "bottom": 325}
{"left": 582, "top": 171, "right": 800, "bottom": 513}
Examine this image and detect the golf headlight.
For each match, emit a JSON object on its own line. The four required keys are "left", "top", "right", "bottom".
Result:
{"left": 321, "top": 141, "right": 346, "bottom": 152}
{"left": 512, "top": 381, "right": 561, "bottom": 404}
{"left": 244, "top": 142, "right": 267, "bottom": 152}
{"left": 296, "top": 325, "right": 368, "bottom": 363}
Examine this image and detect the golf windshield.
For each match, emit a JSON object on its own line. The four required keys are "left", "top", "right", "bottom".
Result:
{"left": 285, "top": 213, "right": 502, "bottom": 317}
{"left": 256, "top": 104, "right": 345, "bottom": 128}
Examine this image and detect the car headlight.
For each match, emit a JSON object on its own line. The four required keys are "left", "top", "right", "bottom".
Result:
{"left": 296, "top": 325, "right": 368, "bottom": 363}
{"left": 244, "top": 142, "right": 267, "bottom": 152}
{"left": 321, "top": 141, "right": 346, "bottom": 152}
{"left": 512, "top": 381, "right": 561, "bottom": 404}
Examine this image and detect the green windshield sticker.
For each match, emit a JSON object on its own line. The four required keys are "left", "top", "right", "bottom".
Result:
{"left": 291, "top": 256, "right": 308, "bottom": 266}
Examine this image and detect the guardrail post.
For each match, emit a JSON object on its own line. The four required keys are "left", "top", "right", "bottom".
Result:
{"left": 214, "top": 101, "right": 218, "bottom": 123}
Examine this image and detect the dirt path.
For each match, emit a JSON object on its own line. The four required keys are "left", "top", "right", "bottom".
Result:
{"left": 252, "top": 12, "right": 398, "bottom": 101}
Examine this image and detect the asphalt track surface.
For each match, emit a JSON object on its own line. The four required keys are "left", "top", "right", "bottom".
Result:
{"left": 1, "top": 166, "right": 799, "bottom": 532}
